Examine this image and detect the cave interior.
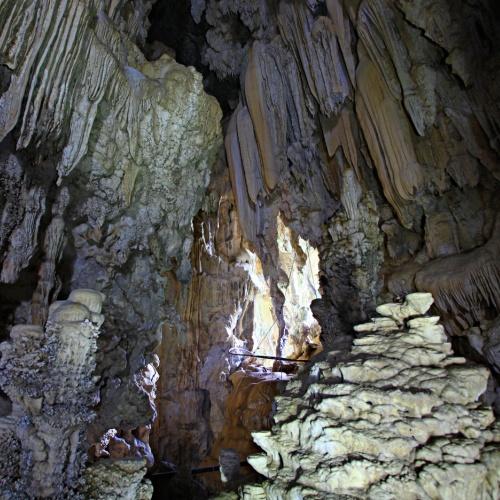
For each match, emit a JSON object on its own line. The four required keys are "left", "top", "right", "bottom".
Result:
{"left": 0, "top": 0, "right": 499, "bottom": 499}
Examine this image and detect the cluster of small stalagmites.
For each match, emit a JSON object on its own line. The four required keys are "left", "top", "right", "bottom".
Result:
{"left": 0, "top": 289, "right": 105, "bottom": 498}
{"left": 242, "top": 293, "right": 500, "bottom": 499}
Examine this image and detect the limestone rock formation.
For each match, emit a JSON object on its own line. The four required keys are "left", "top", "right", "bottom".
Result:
{"left": 0, "top": 289, "right": 105, "bottom": 498}
{"left": 150, "top": 163, "right": 324, "bottom": 478}
{"left": 242, "top": 294, "right": 500, "bottom": 499}
{"left": 0, "top": 0, "right": 222, "bottom": 479}
{"left": 144, "top": 0, "right": 500, "bottom": 492}
{"left": 189, "top": 0, "right": 500, "bottom": 410}
{"left": 0, "top": 417, "right": 20, "bottom": 492}
{"left": 0, "top": 0, "right": 499, "bottom": 497}
{"left": 151, "top": 165, "right": 255, "bottom": 469}
{"left": 82, "top": 458, "right": 153, "bottom": 500}
{"left": 205, "top": 369, "right": 283, "bottom": 473}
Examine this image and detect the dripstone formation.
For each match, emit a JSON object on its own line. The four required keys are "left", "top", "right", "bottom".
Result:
{"left": 241, "top": 294, "right": 500, "bottom": 499}
{"left": 0, "top": 290, "right": 105, "bottom": 497}
{"left": 81, "top": 458, "right": 153, "bottom": 500}
{"left": 0, "top": 1, "right": 221, "bottom": 494}
{"left": 0, "top": 0, "right": 499, "bottom": 498}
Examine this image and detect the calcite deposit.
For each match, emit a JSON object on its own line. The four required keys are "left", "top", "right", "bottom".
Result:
{"left": 0, "top": 0, "right": 499, "bottom": 498}
{"left": 0, "top": 1, "right": 221, "bottom": 493}
{"left": 82, "top": 458, "right": 153, "bottom": 500}
{"left": 242, "top": 294, "right": 500, "bottom": 499}
{"left": 0, "top": 289, "right": 105, "bottom": 498}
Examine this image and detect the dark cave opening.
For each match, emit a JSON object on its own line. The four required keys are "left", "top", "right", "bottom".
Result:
{"left": 146, "top": 0, "right": 242, "bottom": 116}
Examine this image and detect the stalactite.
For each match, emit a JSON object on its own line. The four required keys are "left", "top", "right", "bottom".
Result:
{"left": 356, "top": 49, "right": 423, "bottom": 229}
{"left": 244, "top": 41, "right": 287, "bottom": 192}
{"left": 225, "top": 111, "right": 257, "bottom": 243}
{"left": 277, "top": 1, "right": 351, "bottom": 117}
{"left": 235, "top": 105, "right": 265, "bottom": 206}
{"left": 416, "top": 218, "right": 500, "bottom": 331}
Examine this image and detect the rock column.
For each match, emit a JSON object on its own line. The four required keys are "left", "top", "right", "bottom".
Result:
{"left": 0, "top": 289, "right": 104, "bottom": 498}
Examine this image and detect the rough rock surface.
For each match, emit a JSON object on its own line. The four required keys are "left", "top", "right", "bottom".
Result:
{"left": 151, "top": 162, "right": 256, "bottom": 469}
{"left": 150, "top": 161, "right": 323, "bottom": 477}
{"left": 203, "top": 369, "right": 284, "bottom": 479}
{"left": 0, "top": 0, "right": 222, "bottom": 466}
{"left": 0, "top": 289, "right": 104, "bottom": 498}
{"left": 241, "top": 294, "right": 500, "bottom": 499}
{"left": 82, "top": 458, "right": 153, "bottom": 500}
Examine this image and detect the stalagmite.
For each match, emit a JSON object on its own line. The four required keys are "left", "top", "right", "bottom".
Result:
{"left": 241, "top": 294, "right": 500, "bottom": 499}
{"left": 0, "top": 290, "right": 106, "bottom": 497}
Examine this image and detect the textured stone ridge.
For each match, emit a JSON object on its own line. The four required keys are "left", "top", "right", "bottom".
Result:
{"left": 243, "top": 293, "right": 500, "bottom": 499}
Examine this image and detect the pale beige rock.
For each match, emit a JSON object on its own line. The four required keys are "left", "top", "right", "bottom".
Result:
{"left": 376, "top": 292, "right": 434, "bottom": 322}
{"left": 48, "top": 301, "right": 92, "bottom": 324}
{"left": 242, "top": 294, "right": 499, "bottom": 499}
{"left": 9, "top": 324, "right": 43, "bottom": 340}
{"left": 0, "top": 290, "right": 105, "bottom": 497}
{"left": 68, "top": 289, "right": 105, "bottom": 314}
{"left": 82, "top": 458, "right": 153, "bottom": 500}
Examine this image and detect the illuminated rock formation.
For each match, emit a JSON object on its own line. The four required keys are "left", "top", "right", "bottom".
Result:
{"left": 147, "top": 1, "right": 499, "bottom": 492}
{"left": 243, "top": 294, "right": 500, "bottom": 498}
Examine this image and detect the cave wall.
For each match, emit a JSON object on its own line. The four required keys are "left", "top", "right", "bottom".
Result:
{"left": 150, "top": 159, "right": 323, "bottom": 479}
{"left": 0, "top": 0, "right": 222, "bottom": 496}
{"left": 151, "top": 157, "right": 255, "bottom": 469}
{"left": 189, "top": 0, "right": 500, "bottom": 400}
{"left": 146, "top": 0, "right": 500, "bottom": 485}
{"left": 146, "top": 0, "right": 500, "bottom": 490}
